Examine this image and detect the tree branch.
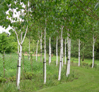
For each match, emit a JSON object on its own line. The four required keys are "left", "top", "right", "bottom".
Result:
{"left": 14, "top": 28, "right": 20, "bottom": 45}
{"left": 78, "top": 0, "right": 99, "bottom": 20}
{"left": 21, "top": 26, "right": 28, "bottom": 44}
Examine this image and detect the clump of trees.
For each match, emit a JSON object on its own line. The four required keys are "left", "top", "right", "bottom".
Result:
{"left": 1, "top": 0, "right": 99, "bottom": 89}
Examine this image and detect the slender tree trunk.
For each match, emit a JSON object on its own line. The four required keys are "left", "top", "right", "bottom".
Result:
{"left": 15, "top": 26, "right": 28, "bottom": 89}
{"left": 17, "top": 44, "right": 22, "bottom": 89}
{"left": 28, "top": 38, "right": 30, "bottom": 60}
{"left": 36, "top": 40, "right": 39, "bottom": 61}
{"left": 82, "top": 43, "right": 85, "bottom": 61}
{"left": 3, "top": 51, "right": 5, "bottom": 77}
{"left": 56, "top": 36, "right": 58, "bottom": 66}
{"left": 64, "top": 38, "right": 67, "bottom": 65}
{"left": 22, "top": 52, "right": 24, "bottom": 78}
{"left": 58, "top": 27, "right": 63, "bottom": 80}
{"left": 17, "top": 32, "right": 23, "bottom": 89}
{"left": 40, "top": 31, "right": 42, "bottom": 62}
{"left": 49, "top": 37, "right": 51, "bottom": 65}
{"left": 78, "top": 39, "right": 80, "bottom": 66}
{"left": 66, "top": 33, "right": 71, "bottom": 77}
{"left": 92, "top": 35, "right": 95, "bottom": 68}
{"left": 30, "top": 53, "right": 33, "bottom": 71}
{"left": 61, "top": 27, "right": 63, "bottom": 67}
{"left": 16, "top": 44, "right": 19, "bottom": 85}
{"left": 44, "top": 27, "right": 46, "bottom": 84}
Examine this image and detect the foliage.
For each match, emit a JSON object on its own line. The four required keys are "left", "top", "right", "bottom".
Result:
{"left": 0, "top": 32, "right": 17, "bottom": 53}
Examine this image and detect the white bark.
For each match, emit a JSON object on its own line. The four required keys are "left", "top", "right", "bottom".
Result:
{"left": 40, "top": 31, "right": 42, "bottom": 62}
{"left": 18, "top": 44, "right": 19, "bottom": 54}
{"left": 36, "top": 40, "right": 39, "bottom": 61}
{"left": 66, "top": 33, "right": 71, "bottom": 77}
{"left": 16, "top": 32, "right": 22, "bottom": 89}
{"left": 59, "top": 26, "right": 63, "bottom": 67}
{"left": 61, "top": 26, "right": 63, "bottom": 67}
{"left": 62, "top": 34, "right": 63, "bottom": 67}
{"left": 17, "top": 44, "right": 22, "bottom": 89}
{"left": 21, "top": 27, "right": 28, "bottom": 44}
{"left": 92, "top": 35, "right": 95, "bottom": 68}
{"left": 44, "top": 27, "right": 46, "bottom": 84}
{"left": 64, "top": 38, "right": 67, "bottom": 65}
{"left": 15, "top": 27, "right": 28, "bottom": 89}
{"left": 49, "top": 37, "right": 51, "bottom": 65}
{"left": 58, "top": 27, "right": 63, "bottom": 80}
{"left": 78, "top": 39, "right": 80, "bottom": 66}
{"left": 56, "top": 36, "right": 58, "bottom": 66}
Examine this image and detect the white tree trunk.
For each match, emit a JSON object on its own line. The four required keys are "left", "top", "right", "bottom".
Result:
{"left": 92, "top": 35, "right": 95, "bottom": 68}
{"left": 78, "top": 39, "right": 80, "bottom": 66}
{"left": 56, "top": 36, "right": 58, "bottom": 66}
{"left": 17, "top": 32, "right": 22, "bottom": 89}
{"left": 44, "top": 27, "right": 46, "bottom": 84}
{"left": 59, "top": 26, "right": 63, "bottom": 67}
{"left": 64, "top": 38, "right": 67, "bottom": 65}
{"left": 58, "top": 27, "right": 63, "bottom": 80}
{"left": 18, "top": 44, "right": 19, "bottom": 54}
{"left": 17, "top": 44, "right": 22, "bottom": 89}
{"left": 40, "top": 31, "right": 42, "bottom": 62}
{"left": 62, "top": 34, "right": 63, "bottom": 67}
{"left": 15, "top": 26, "right": 28, "bottom": 89}
{"left": 61, "top": 27, "right": 64, "bottom": 67}
{"left": 36, "top": 40, "right": 39, "bottom": 61}
{"left": 49, "top": 37, "right": 51, "bottom": 65}
{"left": 66, "top": 34, "right": 71, "bottom": 77}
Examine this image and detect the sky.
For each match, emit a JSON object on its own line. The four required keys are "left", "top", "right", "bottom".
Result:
{"left": 0, "top": 2, "right": 26, "bottom": 35}
{"left": 0, "top": 26, "right": 12, "bottom": 34}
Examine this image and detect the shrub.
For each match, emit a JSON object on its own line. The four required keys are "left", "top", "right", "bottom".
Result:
{"left": 9, "top": 76, "right": 16, "bottom": 82}
{"left": 24, "top": 72, "right": 34, "bottom": 80}
{"left": 0, "top": 77, "right": 7, "bottom": 83}
{"left": 82, "top": 62, "right": 88, "bottom": 66}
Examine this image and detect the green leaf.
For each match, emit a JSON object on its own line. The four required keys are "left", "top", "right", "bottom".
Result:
{"left": 94, "top": 2, "right": 99, "bottom": 10}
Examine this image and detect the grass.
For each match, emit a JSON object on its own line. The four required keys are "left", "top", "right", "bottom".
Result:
{"left": 37, "top": 66, "right": 99, "bottom": 92}
{"left": 0, "top": 53, "right": 99, "bottom": 92}
{"left": 71, "top": 57, "right": 99, "bottom": 65}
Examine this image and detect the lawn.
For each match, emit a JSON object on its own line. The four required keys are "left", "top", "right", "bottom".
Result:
{"left": 0, "top": 53, "right": 99, "bottom": 92}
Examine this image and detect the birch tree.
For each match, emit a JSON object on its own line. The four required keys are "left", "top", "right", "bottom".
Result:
{"left": 7, "top": 0, "right": 30, "bottom": 89}
{"left": 56, "top": 36, "right": 58, "bottom": 66}
{"left": 58, "top": 27, "right": 63, "bottom": 80}
{"left": 49, "top": 37, "right": 51, "bottom": 65}
{"left": 36, "top": 40, "right": 39, "bottom": 61}
{"left": 78, "top": 39, "right": 81, "bottom": 66}
{"left": 92, "top": 34, "right": 95, "bottom": 68}
{"left": 40, "top": 31, "right": 42, "bottom": 62}
{"left": 15, "top": 27, "right": 28, "bottom": 89}
{"left": 44, "top": 24, "right": 46, "bottom": 84}
{"left": 64, "top": 38, "right": 67, "bottom": 65}
{"left": 66, "top": 32, "right": 71, "bottom": 77}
